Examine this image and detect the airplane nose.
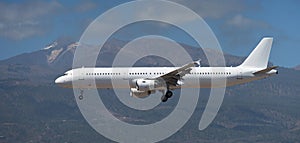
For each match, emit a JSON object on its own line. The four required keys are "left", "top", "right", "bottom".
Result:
{"left": 55, "top": 77, "right": 64, "bottom": 84}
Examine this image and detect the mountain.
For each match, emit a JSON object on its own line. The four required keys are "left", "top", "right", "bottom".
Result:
{"left": 0, "top": 39, "right": 300, "bottom": 143}
{"left": 294, "top": 65, "right": 300, "bottom": 70}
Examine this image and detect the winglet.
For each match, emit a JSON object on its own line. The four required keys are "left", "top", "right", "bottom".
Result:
{"left": 194, "top": 59, "right": 201, "bottom": 67}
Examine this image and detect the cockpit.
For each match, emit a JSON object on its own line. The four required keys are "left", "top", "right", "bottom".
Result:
{"left": 55, "top": 70, "right": 73, "bottom": 87}
{"left": 64, "top": 70, "right": 73, "bottom": 76}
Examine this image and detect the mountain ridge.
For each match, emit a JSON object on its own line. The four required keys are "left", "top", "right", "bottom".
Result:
{"left": 0, "top": 38, "right": 246, "bottom": 86}
{"left": 294, "top": 65, "right": 300, "bottom": 70}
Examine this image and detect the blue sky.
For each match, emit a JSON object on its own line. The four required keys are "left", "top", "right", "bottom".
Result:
{"left": 0, "top": 0, "right": 299, "bottom": 67}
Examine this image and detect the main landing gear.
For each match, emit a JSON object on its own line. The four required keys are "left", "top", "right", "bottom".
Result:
{"left": 161, "top": 90, "right": 173, "bottom": 102}
{"left": 78, "top": 89, "right": 84, "bottom": 100}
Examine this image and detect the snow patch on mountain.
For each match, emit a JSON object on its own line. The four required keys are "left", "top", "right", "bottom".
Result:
{"left": 47, "top": 48, "right": 63, "bottom": 63}
{"left": 67, "top": 42, "right": 79, "bottom": 50}
{"left": 44, "top": 42, "right": 58, "bottom": 50}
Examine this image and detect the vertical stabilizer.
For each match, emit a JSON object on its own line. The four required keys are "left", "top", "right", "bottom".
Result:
{"left": 239, "top": 37, "right": 273, "bottom": 68}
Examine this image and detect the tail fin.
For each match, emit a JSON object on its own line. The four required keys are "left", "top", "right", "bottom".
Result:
{"left": 239, "top": 37, "right": 273, "bottom": 68}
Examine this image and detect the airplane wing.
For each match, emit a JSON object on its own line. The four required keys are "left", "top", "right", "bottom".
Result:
{"left": 149, "top": 61, "right": 199, "bottom": 87}
{"left": 253, "top": 66, "right": 278, "bottom": 75}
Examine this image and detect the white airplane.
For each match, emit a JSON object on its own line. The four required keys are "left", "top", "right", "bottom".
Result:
{"left": 55, "top": 37, "right": 278, "bottom": 102}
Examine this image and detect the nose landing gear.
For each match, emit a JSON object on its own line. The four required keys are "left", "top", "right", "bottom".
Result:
{"left": 78, "top": 89, "right": 84, "bottom": 100}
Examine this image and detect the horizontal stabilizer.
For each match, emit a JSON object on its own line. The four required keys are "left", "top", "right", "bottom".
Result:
{"left": 253, "top": 66, "right": 278, "bottom": 75}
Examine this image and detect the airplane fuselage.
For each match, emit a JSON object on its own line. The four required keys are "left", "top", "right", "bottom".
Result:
{"left": 55, "top": 66, "right": 277, "bottom": 89}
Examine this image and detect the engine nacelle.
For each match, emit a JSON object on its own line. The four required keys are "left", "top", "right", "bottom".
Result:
{"left": 130, "top": 88, "right": 155, "bottom": 98}
{"left": 136, "top": 79, "right": 156, "bottom": 91}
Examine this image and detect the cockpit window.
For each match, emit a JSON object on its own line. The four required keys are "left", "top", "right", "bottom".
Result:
{"left": 64, "top": 71, "right": 72, "bottom": 76}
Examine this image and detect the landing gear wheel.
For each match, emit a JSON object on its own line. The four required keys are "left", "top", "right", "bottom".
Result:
{"left": 79, "top": 89, "right": 84, "bottom": 100}
{"left": 161, "top": 95, "right": 168, "bottom": 102}
{"left": 166, "top": 90, "right": 173, "bottom": 98}
{"left": 161, "top": 90, "right": 173, "bottom": 102}
{"left": 79, "top": 95, "right": 83, "bottom": 100}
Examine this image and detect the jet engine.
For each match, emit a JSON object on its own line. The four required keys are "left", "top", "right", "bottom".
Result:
{"left": 130, "top": 88, "right": 155, "bottom": 98}
{"left": 135, "top": 79, "right": 157, "bottom": 91}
